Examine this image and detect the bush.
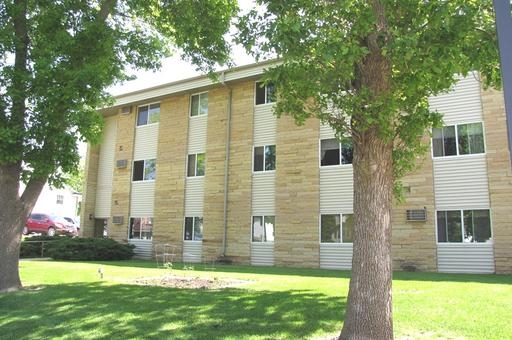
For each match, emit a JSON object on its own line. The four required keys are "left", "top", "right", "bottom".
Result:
{"left": 43, "top": 237, "right": 135, "bottom": 261}
{"left": 20, "top": 235, "right": 68, "bottom": 258}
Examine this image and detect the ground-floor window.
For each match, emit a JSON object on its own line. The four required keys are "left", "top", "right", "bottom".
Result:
{"left": 436, "top": 209, "right": 492, "bottom": 243}
{"left": 252, "top": 215, "right": 275, "bottom": 242}
{"left": 184, "top": 216, "right": 203, "bottom": 241}
{"left": 320, "top": 214, "right": 354, "bottom": 243}
{"left": 129, "top": 217, "right": 153, "bottom": 239}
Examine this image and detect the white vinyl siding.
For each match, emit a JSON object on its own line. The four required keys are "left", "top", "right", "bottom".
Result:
{"left": 253, "top": 105, "right": 277, "bottom": 145}
{"left": 320, "top": 244, "right": 353, "bottom": 270}
{"left": 252, "top": 173, "right": 276, "bottom": 215}
{"left": 95, "top": 116, "right": 117, "bottom": 218}
{"left": 130, "top": 182, "right": 156, "bottom": 216}
{"left": 433, "top": 155, "right": 490, "bottom": 210}
{"left": 251, "top": 242, "right": 275, "bottom": 266}
{"left": 320, "top": 167, "right": 354, "bottom": 214}
{"left": 129, "top": 239, "right": 153, "bottom": 259}
{"left": 134, "top": 124, "right": 159, "bottom": 160}
{"left": 320, "top": 123, "right": 335, "bottom": 139}
{"left": 185, "top": 178, "right": 204, "bottom": 216}
{"left": 183, "top": 242, "right": 203, "bottom": 263}
{"left": 437, "top": 243, "right": 495, "bottom": 274}
{"left": 428, "top": 73, "right": 483, "bottom": 125}
{"left": 188, "top": 115, "right": 207, "bottom": 154}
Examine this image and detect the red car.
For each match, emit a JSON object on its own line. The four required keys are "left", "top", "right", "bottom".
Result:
{"left": 24, "top": 213, "right": 77, "bottom": 237}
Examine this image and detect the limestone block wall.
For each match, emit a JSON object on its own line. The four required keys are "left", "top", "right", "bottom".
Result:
{"left": 225, "top": 80, "right": 254, "bottom": 263}
{"left": 481, "top": 88, "right": 512, "bottom": 274}
{"left": 275, "top": 116, "right": 320, "bottom": 268}
{"left": 391, "top": 150, "right": 437, "bottom": 272}
{"left": 110, "top": 112, "right": 135, "bottom": 241}
{"left": 153, "top": 95, "right": 189, "bottom": 255}
{"left": 81, "top": 144, "right": 99, "bottom": 237}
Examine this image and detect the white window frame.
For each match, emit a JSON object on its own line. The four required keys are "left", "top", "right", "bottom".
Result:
{"left": 319, "top": 213, "right": 354, "bottom": 244}
{"left": 255, "top": 81, "right": 276, "bottom": 105}
{"left": 319, "top": 138, "right": 354, "bottom": 167}
{"left": 253, "top": 145, "right": 276, "bottom": 172}
{"left": 251, "top": 215, "right": 275, "bottom": 243}
{"left": 431, "top": 122, "right": 486, "bottom": 158}
{"left": 136, "top": 102, "right": 160, "bottom": 127}
{"left": 183, "top": 216, "right": 203, "bottom": 242}
{"left": 435, "top": 209, "right": 493, "bottom": 244}
{"left": 129, "top": 217, "right": 153, "bottom": 240}
{"left": 190, "top": 92, "right": 208, "bottom": 117}
{"left": 132, "top": 159, "right": 156, "bottom": 182}
{"left": 187, "top": 153, "right": 205, "bottom": 177}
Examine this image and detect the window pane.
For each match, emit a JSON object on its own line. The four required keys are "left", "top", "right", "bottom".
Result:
{"left": 437, "top": 211, "right": 448, "bottom": 242}
{"left": 196, "top": 153, "right": 205, "bottom": 176}
{"left": 137, "top": 106, "right": 148, "bottom": 126}
{"left": 458, "top": 123, "right": 484, "bottom": 155}
{"left": 341, "top": 139, "right": 353, "bottom": 165}
{"left": 432, "top": 128, "right": 444, "bottom": 157}
{"left": 199, "top": 93, "right": 208, "bottom": 115}
{"left": 140, "top": 217, "right": 153, "bottom": 239}
{"left": 443, "top": 126, "right": 457, "bottom": 156}
{"left": 265, "top": 145, "right": 276, "bottom": 170}
{"left": 447, "top": 210, "right": 462, "bottom": 242}
{"left": 193, "top": 217, "right": 203, "bottom": 241}
{"left": 187, "top": 154, "right": 196, "bottom": 177}
{"left": 184, "top": 217, "right": 193, "bottom": 240}
{"left": 133, "top": 160, "right": 144, "bottom": 181}
{"left": 321, "top": 139, "right": 340, "bottom": 166}
{"left": 144, "top": 159, "right": 156, "bottom": 180}
{"left": 191, "top": 95, "right": 199, "bottom": 116}
{"left": 321, "top": 214, "right": 340, "bottom": 243}
{"left": 264, "top": 216, "right": 275, "bottom": 242}
{"left": 130, "top": 218, "right": 140, "bottom": 239}
{"left": 252, "top": 216, "right": 264, "bottom": 242}
{"left": 266, "top": 83, "right": 276, "bottom": 103}
{"left": 254, "top": 146, "right": 264, "bottom": 171}
{"left": 464, "top": 209, "right": 491, "bottom": 243}
{"left": 255, "top": 82, "right": 266, "bottom": 105}
{"left": 147, "top": 104, "right": 160, "bottom": 124}
{"left": 342, "top": 214, "right": 354, "bottom": 243}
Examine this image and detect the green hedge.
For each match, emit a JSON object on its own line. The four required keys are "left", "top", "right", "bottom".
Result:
{"left": 21, "top": 237, "right": 135, "bottom": 261}
{"left": 20, "top": 235, "right": 65, "bottom": 258}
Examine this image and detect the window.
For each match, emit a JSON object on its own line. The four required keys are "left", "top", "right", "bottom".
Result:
{"left": 432, "top": 123, "right": 484, "bottom": 157}
{"left": 436, "top": 210, "right": 491, "bottom": 243}
{"left": 255, "top": 82, "right": 276, "bottom": 105}
{"left": 320, "top": 214, "right": 354, "bottom": 243}
{"left": 129, "top": 217, "right": 153, "bottom": 239}
{"left": 137, "top": 103, "right": 160, "bottom": 126}
{"left": 190, "top": 93, "right": 208, "bottom": 116}
{"left": 320, "top": 138, "right": 353, "bottom": 166}
{"left": 187, "top": 153, "right": 205, "bottom": 177}
{"left": 132, "top": 159, "right": 156, "bottom": 181}
{"left": 254, "top": 145, "right": 276, "bottom": 172}
{"left": 252, "top": 216, "right": 275, "bottom": 242}
{"left": 56, "top": 194, "right": 64, "bottom": 205}
{"left": 184, "top": 217, "right": 203, "bottom": 241}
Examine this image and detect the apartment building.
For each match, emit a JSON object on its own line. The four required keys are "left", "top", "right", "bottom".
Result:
{"left": 82, "top": 61, "right": 512, "bottom": 274}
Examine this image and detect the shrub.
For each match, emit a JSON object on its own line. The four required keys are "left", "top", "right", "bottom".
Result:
{"left": 44, "top": 238, "right": 135, "bottom": 261}
{"left": 20, "top": 235, "right": 67, "bottom": 258}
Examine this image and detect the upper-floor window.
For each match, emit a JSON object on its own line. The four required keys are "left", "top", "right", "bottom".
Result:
{"left": 133, "top": 159, "right": 156, "bottom": 181}
{"left": 252, "top": 215, "right": 275, "bottom": 242}
{"left": 436, "top": 209, "right": 491, "bottom": 243}
{"left": 187, "top": 153, "right": 205, "bottom": 177}
{"left": 190, "top": 92, "right": 208, "bottom": 117}
{"left": 137, "top": 103, "right": 160, "bottom": 126}
{"left": 320, "top": 138, "right": 353, "bottom": 166}
{"left": 129, "top": 217, "right": 153, "bottom": 239}
{"left": 254, "top": 145, "right": 276, "bottom": 172}
{"left": 432, "top": 122, "right": 484, "bottom": 157}
{"left": 320, "top": 214, "right": 354, "bottom": 243}
{"left": 255, "top": 82, "right": 276, "bottom": 105}
{"left": 56, "top": 194, "right": 64, "bottom": 205}
{"left": 184, "top": 216, "right": 203, "bottom": 241}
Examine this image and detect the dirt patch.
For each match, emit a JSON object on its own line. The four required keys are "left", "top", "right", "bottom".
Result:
{"left": 130, "top": 275, "right": 252, "bottom": 290}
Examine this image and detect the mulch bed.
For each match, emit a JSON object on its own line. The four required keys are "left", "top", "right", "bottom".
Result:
{"left": 130, "top": 275, "right": 251, "bottom": 289}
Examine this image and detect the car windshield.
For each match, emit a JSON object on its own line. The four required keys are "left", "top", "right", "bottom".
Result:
{"left": 51, "top": 215, "right": 68, "bottom": 223}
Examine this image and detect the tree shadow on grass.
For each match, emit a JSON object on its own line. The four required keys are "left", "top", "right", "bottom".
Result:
{"left": 0, "top": 282, "right": 346, "bottom": 339}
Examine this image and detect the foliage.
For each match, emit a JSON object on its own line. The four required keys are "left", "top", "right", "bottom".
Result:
{"left": 43, "top": 237, "right": 135, "bottom": 261}
{"left": 64, "top": 163, "right": 84, "bottom": 193}
{"left": 19, "top": 235, "right": 66, "bottom": 258}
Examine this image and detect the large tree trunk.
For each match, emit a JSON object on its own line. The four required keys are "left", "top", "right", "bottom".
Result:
{"left": 339, "top": 129, "right": 394, "bottom": 339}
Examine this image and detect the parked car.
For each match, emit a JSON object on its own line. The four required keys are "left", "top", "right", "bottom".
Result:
{"left": 63, "top": 216, "right": 80, "bottom": 234}
{"left": 24, "top": 213, "right": 77, "bottom": 237}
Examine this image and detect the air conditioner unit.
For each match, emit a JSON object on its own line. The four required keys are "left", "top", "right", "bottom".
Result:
{"left": 112, "top": 216, "right": 124, "bottom": 224}
{"left": 120, "top": 106, "right": 132, "bottom": 115}
{"left": 116, "top": 159, "right": 127, "bottom": 168}
{"left": 406, "top": 209, "right": 427, "bottom": 221}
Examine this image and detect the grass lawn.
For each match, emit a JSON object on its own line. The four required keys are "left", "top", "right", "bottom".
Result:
{"left": 0, "top": 260, "right": 510, "bottom": 339}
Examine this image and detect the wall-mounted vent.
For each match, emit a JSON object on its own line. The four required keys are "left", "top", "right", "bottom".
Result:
{"left": 116, "top": 159, "right": 127, "bottom": 168}
{"left": 120, "top": 106, "right": 132, "bottom": 115}
{"left": 112, "top": 216, "right": 124, "bottom": 224}
{"left": 406, "top": 209, "right": 427, "bottom": 221}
